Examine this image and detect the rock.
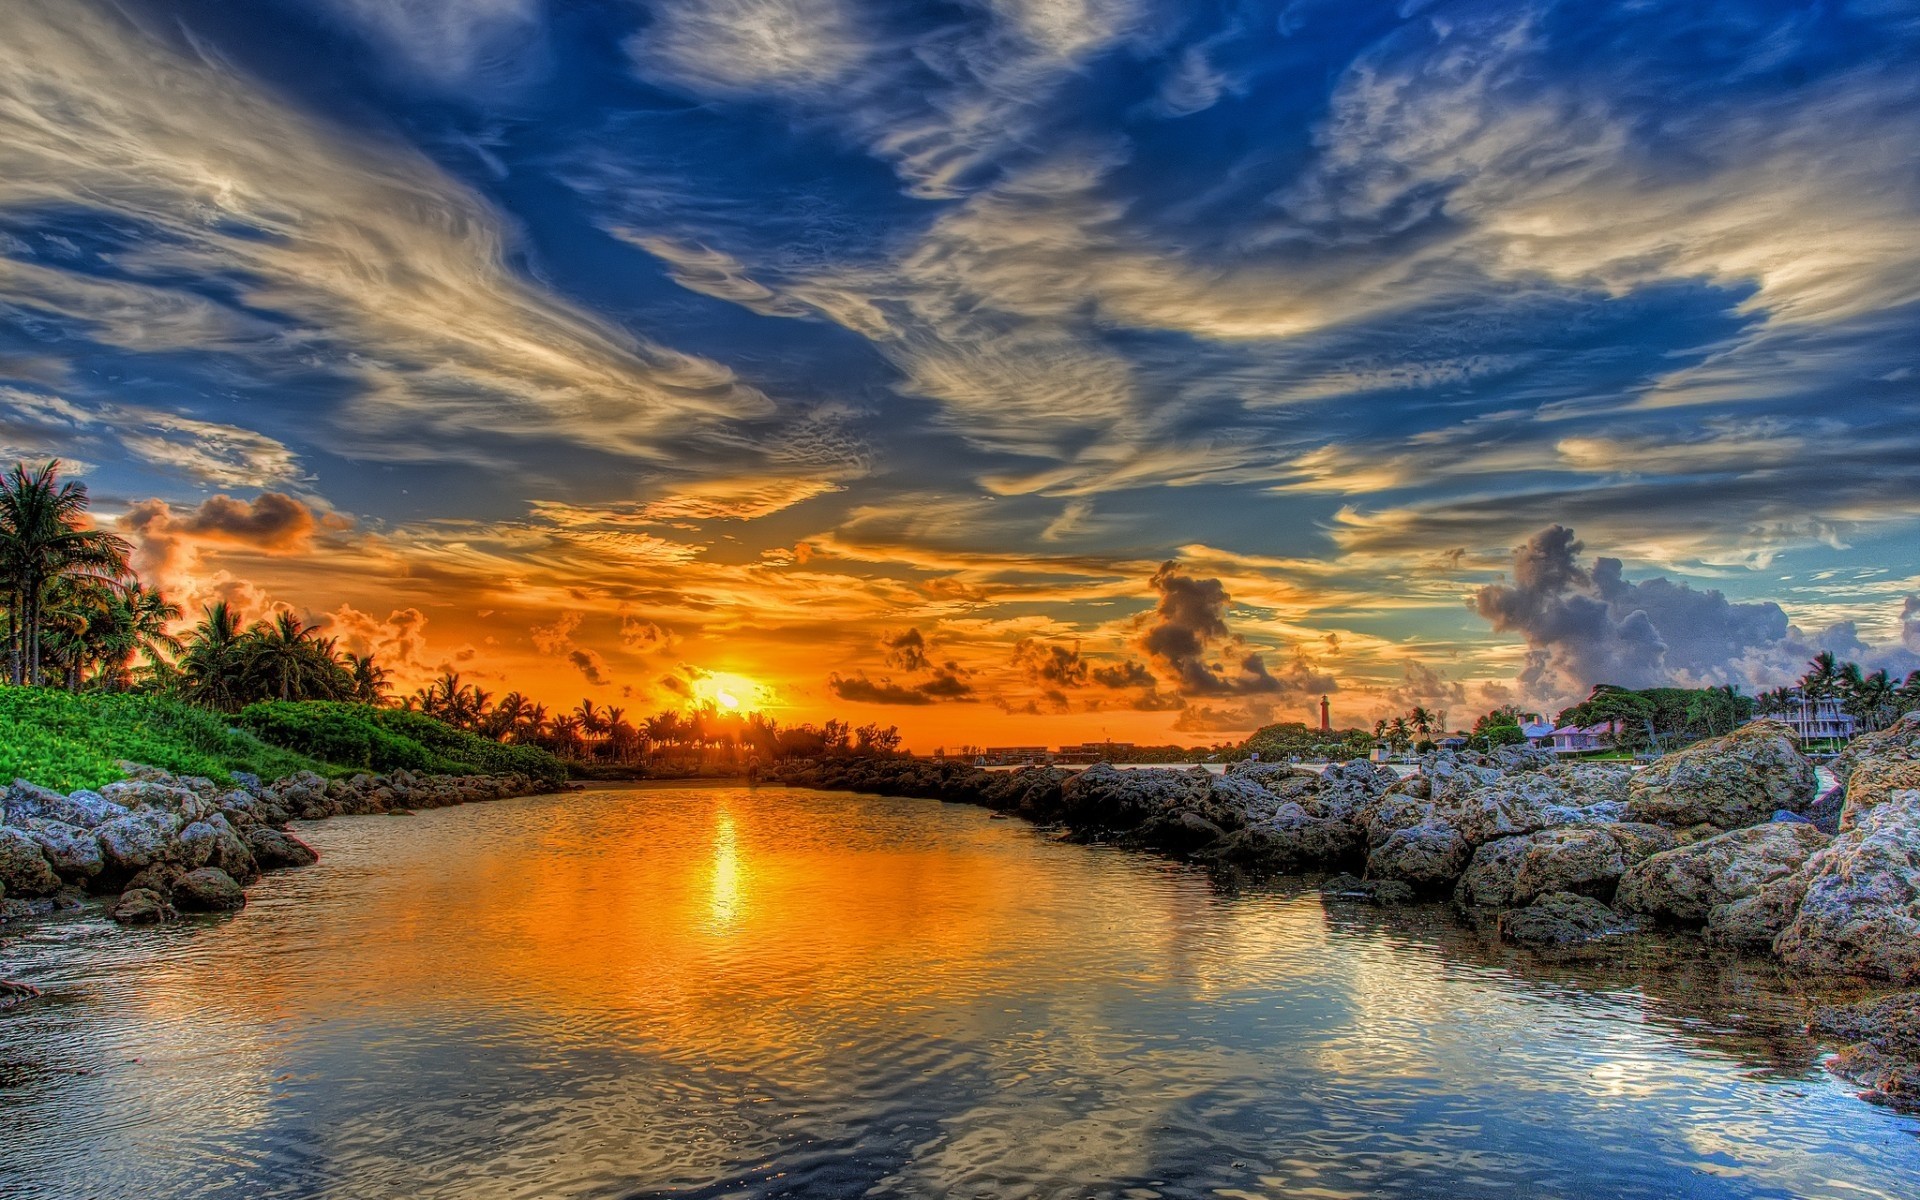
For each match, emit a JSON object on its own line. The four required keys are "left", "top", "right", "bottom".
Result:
{"left": 5, "top": 781, "right": 131, "bottom": 828}
{"left": 1805, "top": 787, "right": 1845, "bottom": 835}
{"left": 95, "top": 809, "right": 182, "bottom": 876}
{"left": 1454, "top": 835, "right": 1534, "bottom": 909}
{"left": 1498, "top": 892, "right": 1637, "bottom": 949}
{"left": 245, "top": 826, "right": 319, "bottom": 870}
{"left": 1548, "top": 762, "right": 1635, "bottom": 806}
{"left": 1211, "top": 802, "right": 1363, "bottom": 872}
{"left": 266, "top": 771, "right": 335, "bottom": 821}
{"left": 1366, "top": 821, "right": 1471, "bottom": 893}
{"left": 175, "top": 820, "right": 220, "bottom": 871}
{"left": 1842, "top": 763, "right": 1920, "bottom": 831}
{"left": 1833, "top": 712, "right": 1920, "bottom": 785}
{"left": 173, "top": 867, "right": 246, "bottom": 913}
{"left": 199, "top": 814, "right": 258, "bottom": 883}
{"left": 125, "top": 862, "right": 186, "bottom": 898}
{"left": 1615, "top": 821, "right": 1830, "bottom": 925}
{"left": 1323, "top": 873, "right": 1417, "bottom": 906}
{"left": 1705, "top": 878, "right": 1811, "bottom": 950}
{"left": 1509, "top": 823, "right": 1677, "bottom": 907}
{"left": 1811, "top": 992, "right": 1920, "bottom": 1111}
{"left": 1435, "top": 773, "right": 1623, "bottom": 848}
{"left": 1775, "top": 792, "right": 1920, "bottom": 983}
{"left": 2, "top": 780, "right": 67, "bottom": 824}
{"left": 1060, "top": 765, "right": 1210, "bottom": 832}
{"left": 23, "top": 820, "right": 104, "bottom": 883}
{"left": 0, "top": 826, "right": 60, "bottom": 898}
{"left": 110, "top": 887, "right": 175, "bottom": 925}
{"left": 101, "top": 779, "right": 211, "bottom": 821}
{"left": 0, "top": 978, "right": 39, "bottom": 1006}
{"left": 1626, "top": 721, "right": 1817, "bottom": 830}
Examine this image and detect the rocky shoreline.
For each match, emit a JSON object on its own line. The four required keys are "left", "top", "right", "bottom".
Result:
{"left": 0, "top": 765, "right": 557, "bottom": 932}
{"left": 775, "top": 716, "right": 1920, "bottom": 1111}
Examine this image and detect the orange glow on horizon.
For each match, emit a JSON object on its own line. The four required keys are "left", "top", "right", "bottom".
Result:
{"left": 687, "top": 672, "right": 775, "bottom": 716}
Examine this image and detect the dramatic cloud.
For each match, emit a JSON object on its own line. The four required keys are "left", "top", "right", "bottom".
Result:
{"left": 1139, "top": 562, "right": 1331, "bottom": 698}
{"left": 1012, "top": 639, "right": 1087, "bottom": 688}
{"left": 828, "top": 664, "right": 975, "bottom": 706}
{"left": 882, "top": 628, "right": 930, "bottom": 673}
{"left": 1474, "top": 525, "right": 1919, "bottom": 703}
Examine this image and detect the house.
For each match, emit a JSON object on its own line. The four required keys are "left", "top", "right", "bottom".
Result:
{"left": 1434, "top": 734, "right": 1468, "bottom": 751}
{"left": 982, "top": 746, "right": 1052, "bottom": 766}
{"left": 1520, "top": 715, "right": 1557, "bottom": 746}
{"left": 1549, "top": 719, "right": 1624, "bottom": 755}
{"left": 1764, "top": 692, "right": 1856, "bottom": 746}
{"left": 1055, "top": 741, "right": 1134, "bottom": 763}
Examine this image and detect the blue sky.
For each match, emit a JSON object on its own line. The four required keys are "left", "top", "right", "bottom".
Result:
{"left": 3, "top": 0, "right": 1918, "bottom": 742}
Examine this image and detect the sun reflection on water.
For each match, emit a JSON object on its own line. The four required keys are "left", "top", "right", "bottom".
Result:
{"left": 708, "top": 806, "right": 743, "bottom": 929}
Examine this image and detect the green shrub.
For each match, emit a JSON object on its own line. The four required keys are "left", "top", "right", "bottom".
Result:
{"left": 237, "top": 701, "right": 566, "bottom": 786}
{"left": 0, "top": 688, "right": 565, "bottom": 793}
{"left": 0, "top": 686, "right": 325, "bottom": 791}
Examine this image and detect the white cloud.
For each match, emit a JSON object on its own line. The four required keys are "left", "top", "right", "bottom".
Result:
{"left": 629, "top": 0, "right": 870, "bottom": 95}
{"left": 0, "top": 0, "right": 772, "bottom": 467}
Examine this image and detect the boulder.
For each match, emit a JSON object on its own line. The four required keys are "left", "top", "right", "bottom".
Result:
{"left": 1626, "top": 721, "right": 1816, "bottom": 830}
{"left": 110, "top": 886, "right": 176, "bottom": 925}
{"left": 1323, "top": 873, "right": 1417, "bottom": 906}
{"left": 1498, "top": 891, "right": 1637, "bottom": 949}
{"left": 2, "top": 780, "right": 67, "bottom": 824}
{"left": 1812, "top": 992, "right": 1920, "bottom": 1111}
{"left": 1365, "top": 821, "right": 1471, "bottom": 893}
{"left": 173, "top": 867, "right": 246, "bottom": 913}
{"left": 1454, "top": 835, "right": 1534, "bottom": 909}
{"left": 198, "top": 814, "right": 258, "bottom": 883}
{"left": 1775, "top": 793, "right": 1920, "bottom": 983}
{"left": 1615, "top": 821, "right": 1829, "bottom": 925}
{"left": 1832, "top": 712, "right": 1920, "bottom": 785}
{"left": 23, "top": 820, "right": 104, "bottom": 883}
{"left": 1313, "top": 761, "right": 1400, "bottom": 824}
{"left": 1509, "top": 823, "right": 1678, "bottom": 907}
{"left": 0, "top": 827, "right": 60, "bottom": 898}
{"left": 1842, "top": 764, "right": 1920, "bottom": 831}
{"left": 175, "top": 820, "right": 219, "bottom": 871}
{"left": 1435, "top": 773, "right": 1623, "bottom": 848}
{"left": 266, "top": 771, "right": 335, "bottom": 820}
{"left": 5, "top": 781, "right": 131, "bottom": 828}
{"left": 101, "top": 779, "right": 212, "bottom": 821}
{"left": 1214, "top": 802, "right": 1364, "bottom": 872}
{"left": 1060, "top": 765, "right": 1209, "bottom": 833}
{"left": 245, "top": 826, "right": 319, "bottom": 870}
{"left": 124, "top": 862, "right": 186, "bottom": 899}
{"left": 95, "top": 809, "right": 182, "bottom": 876}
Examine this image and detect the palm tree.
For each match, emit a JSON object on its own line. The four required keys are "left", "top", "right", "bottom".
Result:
{"left": 1848, "top": 668, "right": 1897, "bottom": 732}
{"left": 0, "top": 460, "right": 132, "bottom": 685}
{"left": 1408, "top": 706, "right": 1435, "bottom": 738}
{"left": 348, "top": 653, "right": 389, "bottom": 705}
{"left": 1801, "top": 651, "right": 1841, "bottom": 700}
{"left": 178, "top": 602, "right": 251, "bottom": 710}
{"left": 245, "top": 612, "right": 348, "bottom": 702}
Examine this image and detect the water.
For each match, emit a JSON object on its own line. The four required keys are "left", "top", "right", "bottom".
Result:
{"left": 1, "top": 785, "right": 1913, "bottom": 1199}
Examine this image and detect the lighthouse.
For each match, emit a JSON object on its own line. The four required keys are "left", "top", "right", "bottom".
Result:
{"left": 1319, "top": 695, "right": 1331, "bottom": 733}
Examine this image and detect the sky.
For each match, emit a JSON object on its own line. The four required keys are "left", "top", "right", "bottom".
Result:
{"left": 3, "top": 0, "right": 1919, "bottom": 748}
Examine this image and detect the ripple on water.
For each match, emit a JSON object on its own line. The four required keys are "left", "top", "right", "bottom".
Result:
{"left": 1, "top": 784, "right": 1915, "bottom": 1200}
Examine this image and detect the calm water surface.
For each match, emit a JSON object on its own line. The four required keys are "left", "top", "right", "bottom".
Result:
{"left": 1, "top": 785, "right": 1914, "bottom": 1199}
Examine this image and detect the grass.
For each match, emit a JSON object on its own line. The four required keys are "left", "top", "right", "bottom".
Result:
{"left": 0, "top": 688, "right": 568, "bottom": 793}
{"left": 0, "top": 686, "right": 326, "bottom": 791}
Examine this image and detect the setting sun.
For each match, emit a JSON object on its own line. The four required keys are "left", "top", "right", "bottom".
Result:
{"left": 688, "top": 673, "right": 774, "bottom": 715}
